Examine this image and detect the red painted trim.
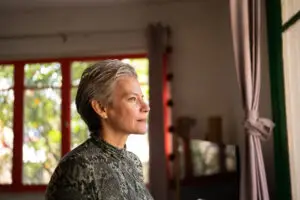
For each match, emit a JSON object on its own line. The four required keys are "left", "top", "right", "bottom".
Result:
{"left": 162, "top": 54, "right": 171, "bottom": 179}
{"left": 23, "top": 86, "right": 61, "bottom": 90}
{"left": 12, "top": 62, "right": 24, "bottom": 188}
{"left": 61, "top": 60, "right": 71, "bottom": 156}
{"left": 0, "top": 54, "right": 147, "bottom": 64}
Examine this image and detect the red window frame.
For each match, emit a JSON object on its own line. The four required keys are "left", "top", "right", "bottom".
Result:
{"left": 0, "top": 54, "right": 161, "bottom": 192}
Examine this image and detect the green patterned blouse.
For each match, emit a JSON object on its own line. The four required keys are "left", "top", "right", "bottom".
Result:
{"left": 46, "top": 135, "right": 154, "bottom": 200}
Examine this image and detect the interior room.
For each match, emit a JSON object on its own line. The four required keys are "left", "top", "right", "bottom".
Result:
{"left": 0, "top": 0, "right": 299, "bottom": 200}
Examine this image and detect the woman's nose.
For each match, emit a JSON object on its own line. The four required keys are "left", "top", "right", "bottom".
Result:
{"left": 141, "top": 100, "right": 150, "bottom": 112}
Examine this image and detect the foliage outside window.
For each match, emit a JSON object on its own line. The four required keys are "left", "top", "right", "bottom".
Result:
{"left": 23, "top": 63, "right": 62, "bottom": 184}
{"left": 0, "top": 56, "right": 150, "bottom": 190}
{"left": 70, "top": 59, "right": 150, "bottom": 183}
{"left": 0, "top": 65, "right": 14, "bottom": 184}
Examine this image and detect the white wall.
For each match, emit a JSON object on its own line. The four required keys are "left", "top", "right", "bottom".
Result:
{"left": 0, "top": 0, "right": 275, "bottom": 199}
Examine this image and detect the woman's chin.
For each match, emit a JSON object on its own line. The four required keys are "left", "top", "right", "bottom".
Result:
{"left": 132, "top": 124, "right": 148, "bottom": 134}
{"left": 133, "top": 130, "right": 147, "bottom": 135}
{"left": 132, "top": 127, "right": 148, "bottom": 134}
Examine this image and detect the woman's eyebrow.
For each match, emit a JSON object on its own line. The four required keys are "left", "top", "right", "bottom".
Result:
{"left": 125, "top": 92, "right": 144, "bottom": 97}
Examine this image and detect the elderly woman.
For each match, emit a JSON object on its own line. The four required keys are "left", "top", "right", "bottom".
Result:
{"left": 46, "top": 60, "right": 153, "bottom": 200}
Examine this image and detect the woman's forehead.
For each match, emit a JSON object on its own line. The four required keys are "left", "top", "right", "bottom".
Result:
{"left": 113, "top": 76, "right": 142, "bottom": 95}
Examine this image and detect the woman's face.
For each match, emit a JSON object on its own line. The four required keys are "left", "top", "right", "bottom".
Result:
{"left": 105, "top": 76, "right": 150, "bottom": 135}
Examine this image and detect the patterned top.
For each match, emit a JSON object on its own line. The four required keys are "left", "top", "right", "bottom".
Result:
{"left": 45, "top": 135, "right": 154, "bottom": 200}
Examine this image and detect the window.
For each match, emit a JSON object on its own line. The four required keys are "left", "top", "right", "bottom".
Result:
{"left": 71, "top": 61, "right": 95, "bottom": 150}
{"left": 266, "top": 1, "right": 300, "bottom": 199}
{"left": 0, "top": 55, "right": 150, "bottom": 191}
{"left": 281, "top": 0, "right": 300, "bottom": 24}
{"left": 23, "top": 63, "right": 62, "bottom": 185}
{"left": 0, "top": 65, "right": 14, "bottom": 184}
{"left": 281, "top": 7, "right": 300, "bottom": 200}
{"left": 70, "top": 58, "right": 150, "bottom": 182}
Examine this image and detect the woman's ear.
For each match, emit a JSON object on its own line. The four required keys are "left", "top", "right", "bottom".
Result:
{"left": 91, "top": 100, "right": 107, "bottom": 119}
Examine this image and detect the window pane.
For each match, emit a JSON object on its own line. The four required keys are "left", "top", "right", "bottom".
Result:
{"left": 24, "top": 63, "right": 61, "bottom": 88}
{"left": 141, "top": 85, "right": 149, "bottom": 103}
{"left": 0, "top": 65, "right": 14, "bottom": 90}
{"left": 121, "top": 58, "right": 149, "bottom": 85}
{"left": 121, "top": 58, "right": 150, "bottom": 183}
{"left": 281, "top": 0, "right": 300, "bottom": 24}
{"left": 71, "top": 88, "right": 89, "bottom": 149}
{"left": 126, "top": 134, "right": 150, "bottom": 183}
{"left": 71, "top": 61, "right": 97, "bottom": 86}
{"left": 23, "top": 89, "right": 61, "bottom": 184}
{"left": 282, "top": 20, "right": 300, "bottom": 199}
{"left": 0, "top": 90, "right": 14, "bottom": 184}
{"left": 71, "top": 61, "right": 98, "bottom": 149}
{"left": 70, "top": 58, "right": 150, "bottom": 183}
{"left": 0, "top": 65, "right": 14, "bottom": 184}
{"left": 191, "top": 140, "right": 237, "bottom": 177}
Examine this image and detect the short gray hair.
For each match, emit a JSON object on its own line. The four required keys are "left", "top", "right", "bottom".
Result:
{"left": 75, "top": 59, "right": 137, "bottom": 135}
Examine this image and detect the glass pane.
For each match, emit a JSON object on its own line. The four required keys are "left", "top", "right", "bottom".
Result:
{"left": 72, "top": 59, "right": 149, "bottom": 86}
{"left": 282, "top": 20, "right": 300, "bottom": 198}
{"left": 121, "top": 58, "right": 149, "bottom": 85}
{"left": 71, "top": 61, "right": 97, "bottom": 86}
{"left": 281, "top": 0, "right": 300, "bottom": 24}
{"left": 23, "top": 89, "right": 61, "bottom": 184}
{"left": 24, "top": 63, "right": 61, "bottom": 88}
{"left": 0, "top": 65, "right": 14, "bottom": 90}
{"left": 191, "top": 140, "right": 237, "bottom": 177}
{"left": 126, "top": 134, "right": 150, "bottom": 183}
{"left": 71, "top": 88, "right": 89, "bottom": 149}
{"left": 70, "top": 58, "right": 150, "bottom": 183}
{"left": 71, "top": 61, "right": 98, "bottom": 148}
{"left": 141, "top": 85, "right": 149, "bottom": 103}
{"left": 0, "top": 65, "right": 14, "bottom": 184}
{"left": 0, "top": 89, "right": 14, "bottom": 184}
{"left": 122, "top": 58, "right": 150, "bottom": 183}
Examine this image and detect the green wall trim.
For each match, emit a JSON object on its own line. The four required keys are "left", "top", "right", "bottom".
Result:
{"left": 282, "top": 10, "right": 300, "bottom": 32}
{"left": 265, "top": 0, "right": 292, "bottom": 200}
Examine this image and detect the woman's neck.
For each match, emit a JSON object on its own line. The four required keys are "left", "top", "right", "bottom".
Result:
{"left": 99, "top": 128, "right": 128, "bottom": 149}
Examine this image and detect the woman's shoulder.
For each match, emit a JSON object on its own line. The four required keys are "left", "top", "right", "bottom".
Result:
{"left": 125, "top": 151, "right": 144, "bottom": 180}
{"left": 56, "top": 142, "right": 92, "bottom": 173}
{"left": 46, "top": 139, "right": 97, "bottom": 200}
{"left": 49, "top": 139, "right": 107, "bottom": 183}
{"left": 59, "top": 139, "right": 89, "bottom": 162}
{"left": 56, "top": 138, "right": 105, "bottom": 173}
{"left": 126, "top": 151, "right": 142, "bottom": 164}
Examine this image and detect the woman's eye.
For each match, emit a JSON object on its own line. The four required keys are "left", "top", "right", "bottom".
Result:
{"left": 129, "top": 97, "right": 137, "bottom": 102}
